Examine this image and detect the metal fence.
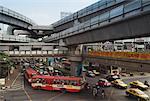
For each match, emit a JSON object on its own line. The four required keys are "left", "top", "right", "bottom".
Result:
{"left": 0, "top": 6, "right": 35, "bottom": 25}
{"left": 0, "top": 34, "right": 37, "bottom": 42}
{"left": 2, "top": 50, "right": 67, "bottom": 56}
{"left": 47, "top": 0, "right": 150, "bottom": 41}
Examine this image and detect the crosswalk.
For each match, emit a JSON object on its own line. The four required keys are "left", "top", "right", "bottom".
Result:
{"left": 8, "top": 74, "right": 24, "bottom": 91}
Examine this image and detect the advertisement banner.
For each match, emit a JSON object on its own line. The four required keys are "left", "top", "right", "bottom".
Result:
{"left": 88, "top": 51, "right": 150, "bottom": 60}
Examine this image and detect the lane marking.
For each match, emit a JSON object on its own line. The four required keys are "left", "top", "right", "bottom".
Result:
{"left": 107, "top": 87, "right": 114, "bottom": 101}
{"left": 11, "top": 73, "right": 20, "bottom": 87}
{"left": 23, "top": 88, "right": 32, "bottom": 101}
{"left": 47, "top": 93, "right": 64, "bottom": 101}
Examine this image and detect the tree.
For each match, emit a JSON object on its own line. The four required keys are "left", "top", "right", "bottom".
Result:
{"left": 0, "top": 52, "right": 13, "bottom": 78}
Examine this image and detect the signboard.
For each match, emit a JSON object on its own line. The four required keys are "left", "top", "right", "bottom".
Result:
{"left": 88, "top": 51, "right": 150, "bottom": 60}
{"left": 0, "top": 78, "right": 5, "bottom": 85}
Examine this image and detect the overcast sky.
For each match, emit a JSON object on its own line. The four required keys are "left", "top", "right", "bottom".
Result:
{"left": 0, "top": 0, "right": 98, "bottom": 25}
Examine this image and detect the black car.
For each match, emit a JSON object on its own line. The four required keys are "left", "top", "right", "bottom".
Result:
{"left": 105, "top": 75, "right": 120, "bottom": 82}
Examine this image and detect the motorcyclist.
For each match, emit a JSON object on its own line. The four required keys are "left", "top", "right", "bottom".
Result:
{"left": 144, "top": 81, "right": 149, "bottom": 87}
{"left": 85, "top": 82, "right": 90, "bottom": 89}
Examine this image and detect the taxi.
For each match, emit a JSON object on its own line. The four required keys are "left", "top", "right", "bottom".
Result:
{"left": 111, "top": 79, "right": 128, "bottom": 89}
{"left": 129, "top": 81, "right": 148, "bottom": 90}
{"left": 126, "top": 88, "right": 149, "bottom": 101}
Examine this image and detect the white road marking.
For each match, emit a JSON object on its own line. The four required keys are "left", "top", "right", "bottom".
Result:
{"left": 107, "top": 87, "right": 114, "bottom": 101}
{"left": 23, "top": 87, "right": 32, "bottom": 101}
{"left": 11, "top": 73, "right": 20, "bottom": 87}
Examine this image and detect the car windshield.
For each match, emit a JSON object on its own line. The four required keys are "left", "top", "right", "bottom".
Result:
{"left": 100, "top": 79, "right": 108, "bottom": 82}
{"left": 103, "top": 79, "right": 108, "bottom": 82}
{"left": 136, "top": 81, "right": 143, "bottom": 85}
{"left": 88, "top": 71, "right": 93, "bottom": 73}
{"left": 113, "top": 75, "right": 119, "bottom": 79}
{"left": 118, "top": 81, "right": 124, "bottom": 84}
{"left": 137, "top": 90, "right": 145, "bottom": 95}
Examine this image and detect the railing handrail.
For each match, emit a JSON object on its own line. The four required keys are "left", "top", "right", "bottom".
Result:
{"left": 0, "top": 34, "right": 37, "bottom": 42}
{"left": 0, "top": 6, "right": 36, "bottom": 25}
{"left": 46, "top": 0, "right": 150, "bottom": 42}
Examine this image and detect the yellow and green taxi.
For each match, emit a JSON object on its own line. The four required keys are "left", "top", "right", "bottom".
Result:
{"left": 130, "top": 81, "right": 148, "bottom": 90}
{"left": 126, "top": 88, "right": 149, "bottom": 101}
{"left": 111, "top": 79, "right": 128, "bottom": 89}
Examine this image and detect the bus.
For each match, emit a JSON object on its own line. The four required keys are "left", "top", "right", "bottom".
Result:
{"left": 31, "top": 75, "right": 85, "bottom": 93}
{"left": 25, "top": 67, "right": 39, "bottom": 83}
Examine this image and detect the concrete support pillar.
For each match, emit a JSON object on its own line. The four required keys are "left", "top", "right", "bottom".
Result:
{"left": 69, "top": 56, "right": 83, "bottom": 76}
{"left": 68, "top": 45, "right": 78, "bottom": 55}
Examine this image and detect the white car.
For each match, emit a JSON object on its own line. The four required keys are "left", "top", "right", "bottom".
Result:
{"left": 86, "top": 71, "right": 95, "bottom": 77}
{"left": 92, "top": 70, "right": 100, "bottom": 76}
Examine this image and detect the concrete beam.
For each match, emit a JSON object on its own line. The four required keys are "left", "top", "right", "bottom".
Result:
{"left": 64, "top": 12, "right": 150, "bottom": 45}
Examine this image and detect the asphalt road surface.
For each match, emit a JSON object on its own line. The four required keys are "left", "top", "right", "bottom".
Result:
{"left": 3, "top": 76, "right": 150, "bottom": 101}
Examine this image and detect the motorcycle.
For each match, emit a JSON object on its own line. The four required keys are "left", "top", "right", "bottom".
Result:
{"left": 92, "top": 85, "right": 105, "bottom": 98}
{"left": 144, "top": 81, "right": 150, "bottom": 87}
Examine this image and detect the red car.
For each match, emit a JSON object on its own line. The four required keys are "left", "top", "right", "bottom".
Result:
{"left": 96, "top": 79, "right": 111, "bottom": 87}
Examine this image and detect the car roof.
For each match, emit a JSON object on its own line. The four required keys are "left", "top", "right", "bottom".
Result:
{"left": 132, "top": 80, "right": 143, "bottom": 84}
{"left": 99, "top": 78, "right": 107, "bottom": 81}
{"left": 128, "top": 88, "right": 143, "bottom": 92}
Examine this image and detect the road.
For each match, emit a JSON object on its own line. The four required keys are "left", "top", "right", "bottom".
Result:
{"left": 3, "top": 75, "right": 150, "bottom": 101}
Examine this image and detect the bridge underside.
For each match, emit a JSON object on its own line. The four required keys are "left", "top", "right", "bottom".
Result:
{"left": 85, "top": 56, "right": 150, "bottom": 72}
{"left": 0, "top": 13, "right": 31, "bottom": 28}
{"left": 64, "top": 12, "right": 150, "bottom": 45}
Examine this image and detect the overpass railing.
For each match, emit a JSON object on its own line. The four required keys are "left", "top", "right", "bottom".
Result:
{"left": 0, "top": 34, "right": 37, "bottom": 42}
{"left": 52, "top": 0, "right": 125, "bottom": 27}
{"left": 0, "top": 6, "right": 35, "bottom": 25}
{"left": 2, "top": 50, "right": 67, "bottom": 56}
{"left": 46, "top": 0, "right": 150, "bottom": 41}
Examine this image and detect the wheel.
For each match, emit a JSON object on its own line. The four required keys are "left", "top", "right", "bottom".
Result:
{"left": 101, "top": 92, "right": 105, "bottom": 98}
{"left": 61, "top": 88, "right": 66, "bottom": 93}
{"left": 126, "top": 92, "right": 129, "bottom": 96}
{"left": 37, "top": 86, "right": 41, "bottom": 90}
{"left": 137, "top": 98, "right": 141, "bottom": 101}
{"left": 92, "top": 88, "right": 98, "bottom": 97}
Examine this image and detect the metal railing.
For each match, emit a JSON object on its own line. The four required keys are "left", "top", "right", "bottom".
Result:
{"left": 0, "top": 34, "right": 37, "bottom": 42}
{"left": 2, "top": 50, "right": 68, "bottom": 56}
{"left": 0, "top": 6, "right": 35, "bottom": 25}
{"left": 52, "top": 0, "right": 125, "bottom": 27}
{"left": 46, "top": 0, "right": 150, "bottom": 42}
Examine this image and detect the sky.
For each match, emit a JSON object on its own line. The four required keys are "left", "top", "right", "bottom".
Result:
{"left": 0, "top": 0, "right": 98, "bottom": 25}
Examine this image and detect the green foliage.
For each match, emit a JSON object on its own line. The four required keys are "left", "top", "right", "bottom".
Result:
{"left": 0, "top": 52, "right": 13, "bottom": 68}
